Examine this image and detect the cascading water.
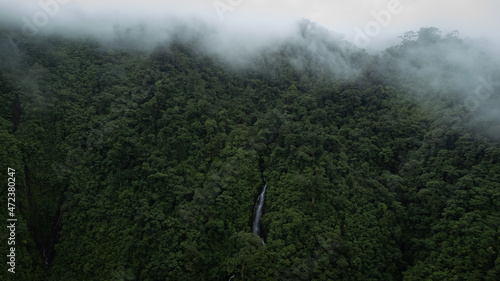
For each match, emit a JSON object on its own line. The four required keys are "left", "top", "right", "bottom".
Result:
{"left": 252, "top": 178, "right": 267, "bottom": 239}
{"left": 229, "top": 179, "right": 267, "bottom": 280}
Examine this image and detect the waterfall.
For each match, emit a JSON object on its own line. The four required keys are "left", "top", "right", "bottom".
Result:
{"left": 252, "top": 178, "right": 267, "bottom": 238}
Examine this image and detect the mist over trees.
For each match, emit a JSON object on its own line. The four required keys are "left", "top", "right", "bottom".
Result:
{"left": 0, "top": 17, "right": 500, "bottom": 280}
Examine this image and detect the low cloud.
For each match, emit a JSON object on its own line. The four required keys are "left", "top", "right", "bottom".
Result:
{"left": 1, "top": 1, "right": 499, "bottom": 138}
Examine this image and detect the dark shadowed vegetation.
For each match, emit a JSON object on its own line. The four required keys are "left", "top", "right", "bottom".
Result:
{"left": 0, "top": 22, "right": 500, "bottom": 280}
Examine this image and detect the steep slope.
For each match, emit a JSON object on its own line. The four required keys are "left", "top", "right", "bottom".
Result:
{"left": 0, "top": 22, "right": 499, "bottom": 280}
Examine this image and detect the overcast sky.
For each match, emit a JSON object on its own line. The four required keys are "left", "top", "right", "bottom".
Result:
{"left": 1, "top": 0, "right": 499, "bottom": 50}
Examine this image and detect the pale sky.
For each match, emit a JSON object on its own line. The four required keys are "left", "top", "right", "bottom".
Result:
{"left": 1, "top": 0, "right": 499, "bottom": 50}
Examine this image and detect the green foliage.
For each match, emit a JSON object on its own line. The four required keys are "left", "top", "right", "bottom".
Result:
{"left": 0, "top": 26, "right": 499, "bottom": 281}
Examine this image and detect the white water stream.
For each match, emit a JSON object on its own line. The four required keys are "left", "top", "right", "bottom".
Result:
{"left": 251, "top": 178, "right": 267, "bottom": 239}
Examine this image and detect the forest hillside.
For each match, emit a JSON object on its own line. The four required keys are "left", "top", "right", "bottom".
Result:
{"left": 0, "top": 20, "right": 500, "bottom": 280}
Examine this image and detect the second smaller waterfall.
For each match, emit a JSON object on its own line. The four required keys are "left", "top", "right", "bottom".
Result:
{"left": 252, "top": 179, "right": 267, "bottom": 238}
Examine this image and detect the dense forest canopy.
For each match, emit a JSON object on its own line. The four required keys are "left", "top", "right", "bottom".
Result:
{"left": 0, "top": 18, "right": 500, "bottom": 280}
